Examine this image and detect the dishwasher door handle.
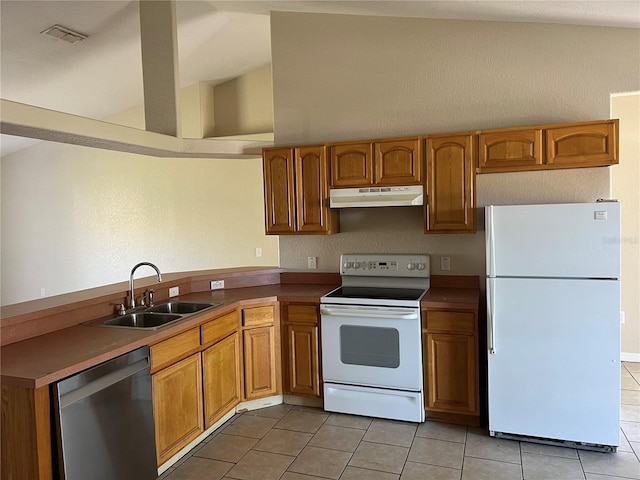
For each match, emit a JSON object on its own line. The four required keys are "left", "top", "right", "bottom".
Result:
{"left": 58, "top": 358, "right": 149, "bottom": 409}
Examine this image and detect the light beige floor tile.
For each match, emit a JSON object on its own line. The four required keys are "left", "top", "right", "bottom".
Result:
{"left": 622, "top": 404, "right": 640, "bottom": 422}
{"left": 308, "top": 424, "right": 365, "bottom": 452}
{"left": 349, "top": 440, "right": 409, "bottom": 474}
{"left": 222, "top": 414, "right": 278, "bottom": 439}
{"left": 325, "top": 412, "right": 373, "bottom": 430}
{"left": 407, "top": 436, "right": 464, "bottom": 469}
{"left": 280, "top": 473, "right": 325, "bottom": 480}
{"left": 586, "top": 474, "right": 639, "bottom": 480}
{"left": 274, "top": 410, "right": 329, "bottom": 433}
{"left": 363, "top": 419, "right": 417, "bottom": 447}
{"left": 632, "top": 441, "right": 640, "bottom": 456}
{"left": 461, "top": 457, "right": 523, "bottom": 480}
{"left": 623, "top": 389, "right": 640, "bottom": 405}
{"left": 226, "top": 450, "right": 295, "bottom": 480}
{"left": 623, "top": 367, "right": 634, "bottom": 378}
{"left": 624, "top": 362, "right": 640, "bottom": 373}
{"left": 400, "top": 461, "right": 461, "bottom": 480}
{"left": 633, "top": 372, "right": 640, "bottom": 384}
{"left": 519, "top": 441, "right": 578, "bottom": 459}
{"left": 243, "top": 403, "right": 293, "bottom": 419}
{"left": 167, "top": 456, "right": 233, "bottom": 480}
{"left": 620, "top": 429, "right": 635, "bottom": 452}
{"left": 287, "top": 445, "right": 351, "bottom": 479}
{"left": 195, "top": 433, "right": 258, "bottom": 462}
{"left": 465, "top": 432, "right": 521, "bottom": 464}
{"left": 159, "top": 467, "right": 176, "bottom": 479}
{"left": 521, "top": 452, "right": 584, "bottom": 480}
{"left": 252, "top": 428, "right": 313, "bottom": 456}
{"left": 579, "top": 450, "right": 640, "bottom": 479}
{"left": 622, "top": 421, "right": 640, "bottom": 442}
{"left": 341, "top": 465, "right": 400, "bottom": 480}
{"left": 623, "top": 377, "right": 640, "bottom": 390}
{"left": 416, "top": 421, "right": 467, "bottom": 443}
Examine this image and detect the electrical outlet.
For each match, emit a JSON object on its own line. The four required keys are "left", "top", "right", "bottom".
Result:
{"left": 169, "top": 286, "right": 179, "bottom": 297}
{"left": 307, "top": 256, "right": 317, "bottom": 269}
{"left": 256, "top": 247, "right": 263, "bottom": 257}
{"left": 40, "top": 288, "right": 46, "bottom": 297}
{"left": 211, "top": 280, "right": 225, "bottom": 290}
{"left": 440, "top": 256, "right": 451, "bottom": 271}
{"left": 621, "top": 311, "right": 626, "bottom": 324}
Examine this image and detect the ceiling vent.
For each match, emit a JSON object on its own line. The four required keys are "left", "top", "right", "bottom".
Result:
{"left": 41, "top": 24, "right": 88, "bottom": 44}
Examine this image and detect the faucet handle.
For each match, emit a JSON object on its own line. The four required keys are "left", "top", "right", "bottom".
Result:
{"left": 117, "top": 304, "right": 127, "bottom": 316}
{"left": 147, "top": 289, "right": 155, "bottom": 307}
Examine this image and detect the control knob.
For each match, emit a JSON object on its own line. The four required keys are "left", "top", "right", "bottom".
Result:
{"left": 407, "top": 262, "right": 415, "bottom": 271}
{"left": 353, "top": 261, "right": 361, "bottom": 269}
{"left": 343, "top": 261, "right": 353, "bottom": 269}
{"left": 417, "top": 262, "right": 426, "bottom": 271}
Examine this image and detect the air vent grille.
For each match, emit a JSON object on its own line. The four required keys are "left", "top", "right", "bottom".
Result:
{"left": 41, "top": 24, "right": 87, "bottom": 44}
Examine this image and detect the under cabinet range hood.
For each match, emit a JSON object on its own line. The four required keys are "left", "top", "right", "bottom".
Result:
{"left": 329, "top": 185, "right": 424, "bottom": 208}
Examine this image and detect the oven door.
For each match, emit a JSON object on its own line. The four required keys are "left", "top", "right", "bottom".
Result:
{"left": 320, "top": 304, "right": 423, "bottom": 391}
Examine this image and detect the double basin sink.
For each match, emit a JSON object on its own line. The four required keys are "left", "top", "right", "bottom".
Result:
{"left": 90, "top": 301, "right": 221, "bottom": 329}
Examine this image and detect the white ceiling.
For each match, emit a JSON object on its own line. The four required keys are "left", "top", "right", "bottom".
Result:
{"left": 1, "top": 0, "right": 639, "bottom": 156}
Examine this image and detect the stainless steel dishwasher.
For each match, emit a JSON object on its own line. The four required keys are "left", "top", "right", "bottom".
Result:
{"left": 54, "top": 346, "right": 157, "bottom": 479}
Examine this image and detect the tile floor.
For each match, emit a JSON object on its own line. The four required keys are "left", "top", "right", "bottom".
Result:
{"left": 160, "top": 362, "right": 640, "bottom": 480}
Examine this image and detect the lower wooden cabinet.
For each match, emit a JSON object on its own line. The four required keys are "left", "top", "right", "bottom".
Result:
{"left": 281, "top": 302, "right": 321, "bottom": 397}
{"left": 202, "top": 332, "right": 241, "bottom": 428}
{"left": 152, "top": 353, "right": 204, "bottom": 466}
{"left": 241, "top": 303, "right": 279, "bottom": 400}
{"left": 422, "top": 308, "right": 480, "bottom": 426}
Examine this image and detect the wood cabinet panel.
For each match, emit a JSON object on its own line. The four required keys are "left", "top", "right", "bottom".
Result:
{"left": 263, "top": 148, "right": 296, "bottom": 234}
{"left": 295, "top": 146, "right": 337, "bottom": 233}
{"left": 286, "top": 324, "right": 320, "bottom": 397}
{"left": 285, "top": 303, "right": 319, "bottom": 325}
{"left": 152, "top": 353, "right": 204, "bottom": 466}
{"left": 330, "top": 142, "right": 374, "bottom": 187}
{"left": 202, "top": 332, "right": 240, "bottom": 428}
{"left": 201, "top": 311, "right": 238, "bottom": 346}
{"left": 425, "top": 310, "right": 476, "bottom": 335}
{"left": 243, "top": 326, "right": 277, "bottom": 399}
{"left": 424, "top": 332, "right": 478, "bottom": 415}
{"left": 374, "top": 138, "right": 422, "bottom": 185}
{"left": 546, "top": 120, "right": 618, "bottom": 167}
{"left": 426, "top": 134, "right": 475, "bottom": 233}
{"left": 477, "top": 128, "right": 543, "bottom": 172}
{"left": 150, "top": 328, "right": 200, "bottom": 373}
{"left": 242, "top": 305, "right": 274, "bottom": 328}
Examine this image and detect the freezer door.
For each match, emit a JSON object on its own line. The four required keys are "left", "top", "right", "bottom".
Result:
{"left": 487, "top": 277, "right": 620, "bottom": 447}
{"left": 486, "top": 203, "right": 620, "bottom": 278}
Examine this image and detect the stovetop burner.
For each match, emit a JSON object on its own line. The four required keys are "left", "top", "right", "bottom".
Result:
{"left": 324, "top": 286, "right": 426, "bottom": 302}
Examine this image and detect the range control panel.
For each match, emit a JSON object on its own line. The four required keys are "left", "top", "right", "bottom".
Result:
{"left": 340, "top": 254, "right": 430, "bottom": 278}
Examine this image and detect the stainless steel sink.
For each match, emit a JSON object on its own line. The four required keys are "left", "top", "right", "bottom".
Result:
{"left": 146, "top": 301, "right": 217, "bottom": 315}
{"left": 103, "top": 312, "right": 183, "bottom": 329}
{"left": 87, "top": 301, "right": 221, "bottom": 330}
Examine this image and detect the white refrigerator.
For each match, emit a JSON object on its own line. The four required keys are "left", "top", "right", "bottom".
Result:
{"left": 486, "top": 201, "right": 621, "bottom": 451}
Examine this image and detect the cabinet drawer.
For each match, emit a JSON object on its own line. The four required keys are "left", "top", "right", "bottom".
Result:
{"left": 150, "top": 328, "right": 200, "bottom": 372}
{"left": 242, "top": 305, "right": 275, "bottom": 327}
{"left": 425, "top": 311, "right": 476, "bottom": 335}
{"left": 201, "top": 311, "right": 239, "bottom": 345}
{"left": 285, "top": 303, "right": 318, "bottom": 324}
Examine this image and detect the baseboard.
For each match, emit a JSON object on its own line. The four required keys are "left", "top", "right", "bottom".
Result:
{"left": 621, "top": 352, "right": 640, "bottom": 363}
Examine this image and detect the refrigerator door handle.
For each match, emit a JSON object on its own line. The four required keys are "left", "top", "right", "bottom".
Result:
{"left": 487, "top": 278, "right": 496, "bottom": 354}
{"left": 486, "top": 206, "right": 496, "bottom": 277}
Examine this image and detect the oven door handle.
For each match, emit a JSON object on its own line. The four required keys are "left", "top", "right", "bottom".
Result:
{"left": 320, "top": 306, "right": 419, "bottom": 320}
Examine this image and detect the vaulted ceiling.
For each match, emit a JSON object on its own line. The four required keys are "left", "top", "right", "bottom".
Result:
{"left": 1, "top": 0, "right": 638, "bottom": 156}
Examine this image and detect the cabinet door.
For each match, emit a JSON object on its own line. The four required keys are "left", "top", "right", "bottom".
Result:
{"left": 152, "top": 353, "right": 204, "bottom": 466}
{"left": 426, "top": 134, "right": 475, "bottom": 233}
{"left": 295, "top": 146, "right": 337, "bottom": 233}
{"left": 263, "top": 148, "right": 295, "bottom": 234}
{"left": 424, "top": 332, "right": 478, "bottom": 415}
{"left": 477, "top": 129, "right": 543, "bottom": 173}
{"left": 374, "top": 138, "right": 422, "bottom": 185}
{"left": 202, "top": 332, "right": 240, "bottom": 428}
{"left": 545, "top": 120, "right": 618, "bottom": 167}
{"left": 286, "top": 324, "right": 320, "bottom": 397}
{"left": 330, "top": 142, "right": 374, "bottom": 187}
{"left": 243, "top": 326, "right": 277, "bottom": 400}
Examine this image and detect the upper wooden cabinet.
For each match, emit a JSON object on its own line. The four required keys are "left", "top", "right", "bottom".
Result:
{"left": 546, "top": 120, "right": 618, "bottom": 167}
{"left": 263, "top": 145, "right": 339, "bottom": 235}
{"left": 477, "top": 119, "right": 618, "bottom": 173}
{"left": 330, "top": 137, "right": 422, "bottom": 187}
{"left": 477, "top": 128, "right": 543, "bottom": 173}
{"left": 425, "top": 134, "right": 476, "bottom": 233}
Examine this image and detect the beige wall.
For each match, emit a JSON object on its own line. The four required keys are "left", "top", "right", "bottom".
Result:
{"left": 612, "top": 93, "right": 640, "bottom": 358}
{"left": 214, "top": 63, "right": 274, "bottom": 137}
{"left": 0, "top": 83, "right": 278, "bottom": 305}
{"left": 270, "top": 13, "right": 640, "bottom": 354}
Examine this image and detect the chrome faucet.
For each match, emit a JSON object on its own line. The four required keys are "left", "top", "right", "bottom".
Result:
{"left": 129, "top": 262, "right": 162, "bottom": 309}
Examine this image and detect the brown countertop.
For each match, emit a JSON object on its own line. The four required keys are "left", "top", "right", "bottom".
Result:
{"left": 0, "top": 283, "right": 337, "bottom": 389}
{"left": 1, "top": 274, "right": 480, "bottom": 390}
